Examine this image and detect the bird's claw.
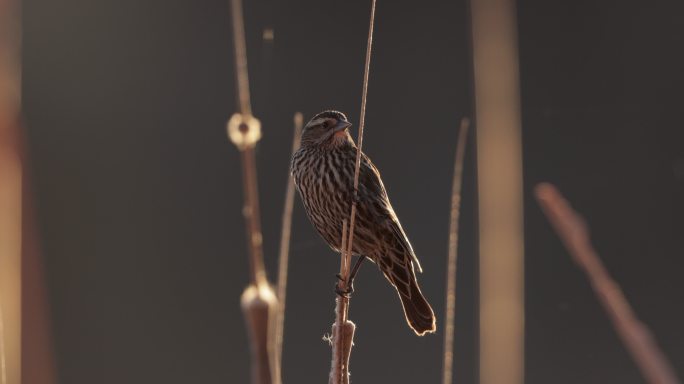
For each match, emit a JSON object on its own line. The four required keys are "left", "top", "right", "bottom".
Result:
{"left": 334, "top": 275, "right": 354, "bottom": 298}
{"left": 335, "top": 284, "right": 354, "bottom": 298}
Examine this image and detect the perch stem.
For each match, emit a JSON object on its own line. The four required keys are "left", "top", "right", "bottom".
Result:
{"left": 345, "top": 0, "right": 376, "bottom": 262}
{"left": 331, "top": 222, "right": 355, "bottom": 384}
{"left": 330, "top": 1, "right": 377, "bottom": 383}
{"left": 535, "top": 183, "right": 680, "bottom": 384}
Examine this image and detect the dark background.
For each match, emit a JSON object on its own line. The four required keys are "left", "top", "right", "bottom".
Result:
{"left": 22, "top": 0, "right": 683, "bottom": 383}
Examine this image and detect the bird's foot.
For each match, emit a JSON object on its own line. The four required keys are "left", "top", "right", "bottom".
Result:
{"left": 334, "top": 274, "right": 354, "bottom": 298}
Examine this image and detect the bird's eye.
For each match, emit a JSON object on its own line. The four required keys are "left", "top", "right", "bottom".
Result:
{"left": 321, "top": 120, "right": 330, "bottom": 129}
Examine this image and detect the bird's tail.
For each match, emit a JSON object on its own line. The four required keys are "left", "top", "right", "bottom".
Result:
{"left": 398, "top": 277, "right": 436, "bottom": 336}
{"left": 387, "top": 264, "right": 437, "bottom": 336}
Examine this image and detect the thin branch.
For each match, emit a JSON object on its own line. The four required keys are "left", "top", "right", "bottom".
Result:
{"left": 274, "top": 112, "right": 303, "bottom": 373}
{"left": 330, "top": 1, "right": 377, "bottom": 383}
{"left": 535, "top": 183, "right": 681, "bottom": 384}
{"left": 442, "top": 118, "right": 470, "bottom": 384}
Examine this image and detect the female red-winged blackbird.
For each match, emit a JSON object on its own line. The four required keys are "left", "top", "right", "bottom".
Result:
{"left": 291, "top": 110, "right": 436, "bottom": 336}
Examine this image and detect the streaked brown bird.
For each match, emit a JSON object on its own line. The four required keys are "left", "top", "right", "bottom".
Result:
{"left": 291, "top": 110, "right": 436, "bottom": 335}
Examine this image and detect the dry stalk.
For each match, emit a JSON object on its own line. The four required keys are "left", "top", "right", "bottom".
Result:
{"left": 0, "top": 304, "right": 6, "bottom": 384}
{"left": 0, "top": 1, "right": 22, "bottom": 382}
{"left": 441, "top": 118, "right": 470, "bottom": 384}
{"left": 229, "top": 0, "right": 251, "bottom": 116}
{"left": 329, "top": 1, "right": 377, "bottom": 383}
{"left": 228, "top": 0, "right": 279, "bottom": 382}
{"left": 535, "top": 183, "right": 681, "bottom": 384}
{"left": 470, "top": 0, "right": 525, "bottom": 381}
{"left": 274, "top": 112, "right": 303, "bottom": 376}
{"left": 232, "top": 119, "right": 278, "bottom": 384}
{"left": 330, "top": 222, "right": 356, "bottom": 384}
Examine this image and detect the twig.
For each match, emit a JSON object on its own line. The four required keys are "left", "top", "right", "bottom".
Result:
{"left": 274, "top": 112, "right": 303, "bottom": 375}
{"left": 330, "top": 1, "right": 377, "bottom": 383}
{"left": 535, "top": 183, "right": 681, "bottom": 384}
{"left": 441, "top": 118, "right": 470, "bottom": 384}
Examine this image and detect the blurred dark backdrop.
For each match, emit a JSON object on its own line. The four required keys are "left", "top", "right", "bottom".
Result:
{"left": 22, "top": 0, "right": 683, "bottom": 383}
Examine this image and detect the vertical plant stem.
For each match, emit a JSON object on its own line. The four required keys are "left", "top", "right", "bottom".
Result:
{"left": 230, "top": 0, "right": 252, "bottom": 116}
{"left": 330, "top": 222, "right": 355, "bottom": 384}
{"left": 274, "top": 112, "right": 303, "bottom": 376}
{"left": 441, "top": 118, "right": 470, "bottom": 384}
{"left": 470, "top": 0, "right": 525, "bottom": 382}
{"left": 345, "top": 0, "right": 376, "bottom": 264}
{"left": 0, "top": 127, "right": 20, "bottom": 384}
{"left": 240, "top": 146, "right": 267, "bottom": 285}
{"left": 535, "top": 183, "right": 680, "bottom": 384}
{"left": 0, "top": 0, "right": 22, "bottom": 380}
{"left": 0, "top": 305, "right": 5, "bottom": 384}
{"left": 238, "top": 141, "right": 278, "bottom": 384}
{"left": 229, "top": 0, "right": 278, "bottom": 383}
{"left": 330, "top": 1, "right": 377, "bottom": 383}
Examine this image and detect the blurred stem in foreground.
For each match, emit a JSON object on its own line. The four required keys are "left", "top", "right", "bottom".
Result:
{"left": 441, "top": 118, "right": 470, "bottom": 384}
{"left": 1, "top": 1, "right": 57, "bottom": 381}
{"left": 0, "top": 2, "right": 22, "bottom": 382}
{"left": 535, "top": 183, "right": 681, "bottom": 384}
{"left": 0, "top": 108, "right": 21, "bottom": 384}
{"left": 228, "top": 0, "right": 279, "bottom": 382}
{"left": 470, "top": 0, "right": 525, "bottom": 381}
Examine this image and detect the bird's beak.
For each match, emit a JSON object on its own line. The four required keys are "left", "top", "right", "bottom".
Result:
{"left": 334, "top": 120, "right": 352, "bottom": 132}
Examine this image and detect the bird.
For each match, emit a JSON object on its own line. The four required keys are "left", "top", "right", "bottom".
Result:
{"left": 290, "top": 110, "right": 436, "bottom": 336}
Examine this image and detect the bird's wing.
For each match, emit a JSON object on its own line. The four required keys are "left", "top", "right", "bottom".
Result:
{"left": 358, "top": 153, "right": 423, "bottom": 273}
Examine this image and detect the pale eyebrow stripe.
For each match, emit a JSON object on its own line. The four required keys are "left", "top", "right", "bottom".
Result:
{"left": 307, "top": 118, "right": 326, "bottom": 127}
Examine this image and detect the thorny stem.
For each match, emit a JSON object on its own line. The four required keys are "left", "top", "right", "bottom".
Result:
{"left": 535, "top": 183, "right": 680, "bottom": 384}
{"left": 442, "top": 118, "right": 470, "bottom": 384}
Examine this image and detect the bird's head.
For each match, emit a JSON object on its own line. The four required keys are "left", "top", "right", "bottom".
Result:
{"left": 301, "top": 110, "right": 352, "bottom": 148}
